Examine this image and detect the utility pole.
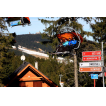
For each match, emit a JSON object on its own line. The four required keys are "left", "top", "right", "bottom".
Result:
{"left": 102, "top": 42, "right": 105, "bottom": 87}
{"left": 73, "top": 50, "right": 78, "bottom": 87}
{"left": 69, "top": 17, "right": 78, "bottom": 87}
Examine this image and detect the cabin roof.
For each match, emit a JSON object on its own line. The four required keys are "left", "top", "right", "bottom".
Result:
{"left": 5, "top": 61, "right": 58, "bottom": 87}
{"left": 9, "top": 61, "right": 49, "bottom": 80}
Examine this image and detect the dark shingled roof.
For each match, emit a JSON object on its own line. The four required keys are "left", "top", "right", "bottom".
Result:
{"left": 7, "top": 61, "right": 50, "bottom": 83}
{"left": 7, "top": 61, "right": 29, "bottom": 82}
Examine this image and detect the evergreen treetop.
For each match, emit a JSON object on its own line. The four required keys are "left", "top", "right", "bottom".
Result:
{"left": 0, "top": 18, "right": 16, "bottom": 71}
{"left": 39, "top": 17, "right": 94, "bottom": 50}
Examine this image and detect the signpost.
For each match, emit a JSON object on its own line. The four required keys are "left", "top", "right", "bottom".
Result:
{"left": 101, "top": 42, "right": 105, "bottom": 87}
{"left": 79, "top": 67, "right": 102, "bottom": 72}
{"left": 79, "top": 62, "right": 102, "bottom": 67}
{"left": 91, "top": 74, "right": 98, "bottom": 79}
{"left": 91, "top": 74, "right": 98, "bottom": 87}
{"left": 82, "top": 56, "right": 101, "bottom": 61}
{"left": 79, "top": 43, "right": 105, "bottom": 87}
{"left": 82, "top": 51, "right": 101, "bottom": 56}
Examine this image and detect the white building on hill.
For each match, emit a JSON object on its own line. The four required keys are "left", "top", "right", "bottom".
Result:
{"left": 12, "top": 46, "right": 16, "bottom": 49}
{"left": 36, "top": 31, "right": 41, "bottom": 34}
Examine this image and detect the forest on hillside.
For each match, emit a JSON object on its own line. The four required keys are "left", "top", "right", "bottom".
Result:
{"left": 15, "top": 34, "right": 53, "bottom": 52}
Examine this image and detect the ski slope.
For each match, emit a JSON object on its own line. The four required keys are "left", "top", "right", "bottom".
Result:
{"left": 18, "top": 47, "right": 73, "bottom": 63}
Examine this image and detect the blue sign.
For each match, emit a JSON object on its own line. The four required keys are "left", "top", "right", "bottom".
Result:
{"left": 91, "top": 74, "right": 98, "bottom": 79}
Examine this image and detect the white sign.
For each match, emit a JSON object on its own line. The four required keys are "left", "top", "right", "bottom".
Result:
{"left": 79, "top": 62, "right": 102, "bottom": 67}
{"left": 98, "top": 73, "right": 103, "bottom": 77}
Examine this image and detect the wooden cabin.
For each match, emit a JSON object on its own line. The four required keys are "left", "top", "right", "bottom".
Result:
{"left": 4, "top": 62, "right": 58, "bottom": 87}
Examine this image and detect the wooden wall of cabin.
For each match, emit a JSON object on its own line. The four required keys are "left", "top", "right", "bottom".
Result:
{"left": 8, "top": 80, "right": 50, "bottom": 87}
{"left": 8, "top": 69, "right": 50, "bottom": 87}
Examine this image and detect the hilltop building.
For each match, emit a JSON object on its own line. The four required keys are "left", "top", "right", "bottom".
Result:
{"left": 12, "top": 46, "right": 16, "bottom": 49}
{"left": 36, "top": 31, "right": 41, "bottom": 34}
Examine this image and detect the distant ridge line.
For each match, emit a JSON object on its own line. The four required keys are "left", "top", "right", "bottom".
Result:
{"left": 15, "top": 34, "right": 53, "bottom": 52}
{"left": 17, "top": 34, "right": 41, "bottom": 36}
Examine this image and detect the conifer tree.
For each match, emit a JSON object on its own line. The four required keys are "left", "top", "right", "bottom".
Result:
{"left": 0, "top": 17, "right": 16, "bottom": 85}
{"left": 90, "top": 17, "right": 106, "bottom": 42}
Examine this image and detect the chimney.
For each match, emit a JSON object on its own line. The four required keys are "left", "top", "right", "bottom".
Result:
{"left": 59, "top": 82, "right": 64, "bottom": 87}
{"left": 35, "top": 62, "right": 38, "bottom": 70}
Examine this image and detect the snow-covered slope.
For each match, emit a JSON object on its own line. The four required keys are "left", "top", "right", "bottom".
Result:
{"left": 18, "top": 46, "right": 73, "bottom": 63}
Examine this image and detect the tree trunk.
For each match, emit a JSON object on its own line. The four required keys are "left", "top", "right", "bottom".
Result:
{"left": 71, "top": 17, "right": 78, "bottom": 87}
{"left": 73, "top": 49, "right": 78, "bottom": 87}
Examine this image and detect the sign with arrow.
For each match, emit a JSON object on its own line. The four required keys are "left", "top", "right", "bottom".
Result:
{"left": 82, "top": 51, "right": 101, "bottom": 56}
{"left": 79, "top": 62, "right": 102, "bottom": 67}
{"left": 79, "top": 67, "right": 102, "bottom": 72}
{"left": 82, "top": 56, "right": 101, "bottom": 61}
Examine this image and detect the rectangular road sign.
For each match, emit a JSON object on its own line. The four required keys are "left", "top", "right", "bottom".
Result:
{"left": 79, "top": 67, "right": 102, "bottom": 72}
{"left": 79, "top": 62, "right": 102, "bottom": 67}
{"left": 82, "top": 56, "right": 101, "bottom": 61}
{"left": 82, "top": 51, "right": 101, "bottom": 56}
{"left": 91, "top": 74, "right": 98, "bottom": 79}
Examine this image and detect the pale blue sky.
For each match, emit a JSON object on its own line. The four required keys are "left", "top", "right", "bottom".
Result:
{"left": 6, "top": 17, "right": 94, "bottom": 41}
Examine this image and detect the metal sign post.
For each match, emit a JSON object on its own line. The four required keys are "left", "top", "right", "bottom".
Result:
{"left": 102, "top": 42, "right": 105, "bottom": 87}
{"left": 80, "top": 46, "right": 105, "bottom": 87}
{"left": 91, "top": 74, "right": 98, "bottom": 79}
{"left": 91, "top": 74, "right": 98, "bottom": 87}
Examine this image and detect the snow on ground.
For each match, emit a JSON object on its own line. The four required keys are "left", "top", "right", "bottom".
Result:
{"left": 18, "top": 47, "right": 73, "bottom": 63}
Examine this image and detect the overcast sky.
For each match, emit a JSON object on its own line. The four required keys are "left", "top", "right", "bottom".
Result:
{"left": 5, "top": 17, "right": 94, "bottom": 41}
